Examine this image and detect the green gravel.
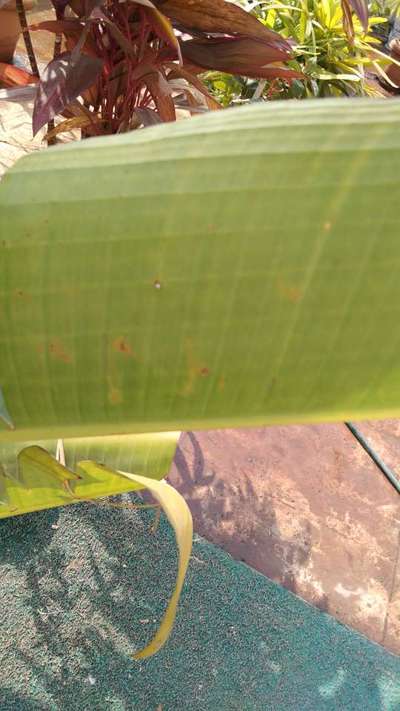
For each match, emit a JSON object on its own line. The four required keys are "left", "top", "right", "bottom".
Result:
{"left": 0, "top": 498, "right": 399, "bottom": 711}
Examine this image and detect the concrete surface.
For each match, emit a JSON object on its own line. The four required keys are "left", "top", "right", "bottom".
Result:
{"left": 169, "top": 422, "right": 400, "bottom": 655}
{"left": 0, "top": 500, "right": 399, "bottom": 711}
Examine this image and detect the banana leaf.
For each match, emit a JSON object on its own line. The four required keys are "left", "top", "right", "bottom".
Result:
{"left": 1, "top": 97, "right": 400, "bottom": 446}
{"left": 0, "top": 432, "right": 180, "bottom": 519}
{"left": 0, "top": 96, "right": 399, "bottom": 659}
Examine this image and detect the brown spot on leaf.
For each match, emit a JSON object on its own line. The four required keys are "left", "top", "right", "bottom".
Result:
{"left": 181, "top": 339, "right": 198, "bottom": 396}
{"left": 15, "top": 289, "right": 30, "bottom": 300}
{"left": 49, "top": 339, "right": 72, "bottom": 364}
{"left": 180, "top": 340, "right": 210, "bottom": 395}
{"left": 277, "top": 279, "right": 302, "bottom": 304}
{"left": 107, "top": 376, "right": 123, "bottom": 404}
{"left": 112, "top": 337, "right": 134, "bottom": 357}
{"left": 109, "top": 388, "right": 122, "bottom": 404}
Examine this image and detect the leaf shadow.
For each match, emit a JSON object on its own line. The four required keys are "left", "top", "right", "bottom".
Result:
{"left": 169, "top": 431, "right": 329, "bottom": 613}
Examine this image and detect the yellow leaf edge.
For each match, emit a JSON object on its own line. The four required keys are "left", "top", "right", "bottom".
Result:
{"left": 77, "top": 461, "right": 193, "bottom": 660}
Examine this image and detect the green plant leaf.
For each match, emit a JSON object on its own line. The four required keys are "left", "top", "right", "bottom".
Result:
{"left": 0, "top": 432, "right": 180, "bottom": 518}
{"left": 0, "top": 462, "right": 10, "bottom": 506}
{"left": 1, "top": 99, "right": 400, "bottom": 441}
{"left": 78, "top": 460, "right": 193, "bottom": 659}
{"left": 15, "top": 444, "right": 81, "bottom": 500}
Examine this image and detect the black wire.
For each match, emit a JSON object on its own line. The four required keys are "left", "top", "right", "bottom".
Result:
{"left": 345, "top": 421, "right": 400, "bottom": 495}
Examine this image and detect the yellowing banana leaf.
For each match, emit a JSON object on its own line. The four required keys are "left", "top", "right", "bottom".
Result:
{"left": 0, "top": 432, "right": 180, "bottom": 519}
{"left": 1, "top": 98, "right": 400, "bottom": 444}
{"left": 0, "top": 463, "right": 9, "bottom": 506}
{"left": 78, "top": 460, "right": 193, "bottom": 659}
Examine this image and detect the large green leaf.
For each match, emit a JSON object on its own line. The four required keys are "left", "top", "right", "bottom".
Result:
{"left": 1, "top": 98, "right": 400, "bottom": 442}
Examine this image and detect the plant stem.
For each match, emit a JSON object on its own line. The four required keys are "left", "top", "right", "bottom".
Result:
{"left": 47, "top": 31, "right": 62, "bottom": 146}
{"left": 15, "top": 0, "right": 39, "bottom": 77}
{"left": 252, "top": 79, "right": 266, "bottom": 101}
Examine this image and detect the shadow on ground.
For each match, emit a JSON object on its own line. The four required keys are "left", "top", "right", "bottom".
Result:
{"left": 0, "top": 493, "right": 399, "bottom": 711}
{"left": 170, "top": 432, "right": 328, "bottom": 612}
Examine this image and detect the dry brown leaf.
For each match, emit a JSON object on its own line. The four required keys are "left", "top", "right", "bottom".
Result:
{"left": 44, "top": 115, "right": 101, "bottom": 140}
{"left": 142, "top": 71, "right": 176, "bottom": 121}
{"left": 165, "top": 62, "right": 221, "bottom": 110}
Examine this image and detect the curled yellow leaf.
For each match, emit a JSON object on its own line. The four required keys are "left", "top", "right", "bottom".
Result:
{"left": 77, "top": 460, "right": 193, "bottom": 659}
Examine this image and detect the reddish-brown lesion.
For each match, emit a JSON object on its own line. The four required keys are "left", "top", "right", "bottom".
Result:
{"left": 111, "top": 336, "right": 135, "bottom": 358}
{"left": 277, "top": 279, "right": 303, "bottom": 304}
{"left": 180, "top": 338, "right": 211, "bottom": 396}
{"left": 48, "top": 339, "right": 73, "bottom": 364}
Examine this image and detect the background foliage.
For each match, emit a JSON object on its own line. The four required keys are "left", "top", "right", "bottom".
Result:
{"left": 206, "top": 0, "right": 399, "bottom": 103}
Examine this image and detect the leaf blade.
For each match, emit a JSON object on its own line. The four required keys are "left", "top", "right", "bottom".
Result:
{"left": 2, "top": 99, "right": 400, "bottom": 441}
{"left": 0, "top": 433, "right": 180, "bottom": 518}
{"left": 32, "top": 51, "right": 103, "bottom": 135}
{"left": 77, "top": 460, "right": 193, "bottom": 660}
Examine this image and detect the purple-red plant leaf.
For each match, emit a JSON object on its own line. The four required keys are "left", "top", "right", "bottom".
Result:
{"left": 84, "top": 0, "right": 104, "bottom": 17}
{"left": 165, "top": 62, "right": 221, "bottom": 109}
{"left": 341, "top": 0, "right": 355, "bottom": 41}
{"left": 30, "top": 19, "right": 84, "bottom": 34}
{"left": 30, "top": 20, "right": 99, "bottom": 57}
{"left": 135, "top": 107, "right": 162, "bottom": 126}
{"left": 144, "top": 7, "right": 182, "bottom": 63}
{"left": 50, "top": 0, "right": 70, "bottom": 13}
{"left": 89, "top": 8, "right": 136, "bottom": 57}
{"left": 141, "top": 70, "right": 176, "bottom": 121}
{"left": 154, "top": 0, "right": 290, "bottom": 46}
{"left": 180, "top": 37, "right": 300, "bottom": 79}
{"left": 32, "top": 51, "right": 103, "bottom": 135}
